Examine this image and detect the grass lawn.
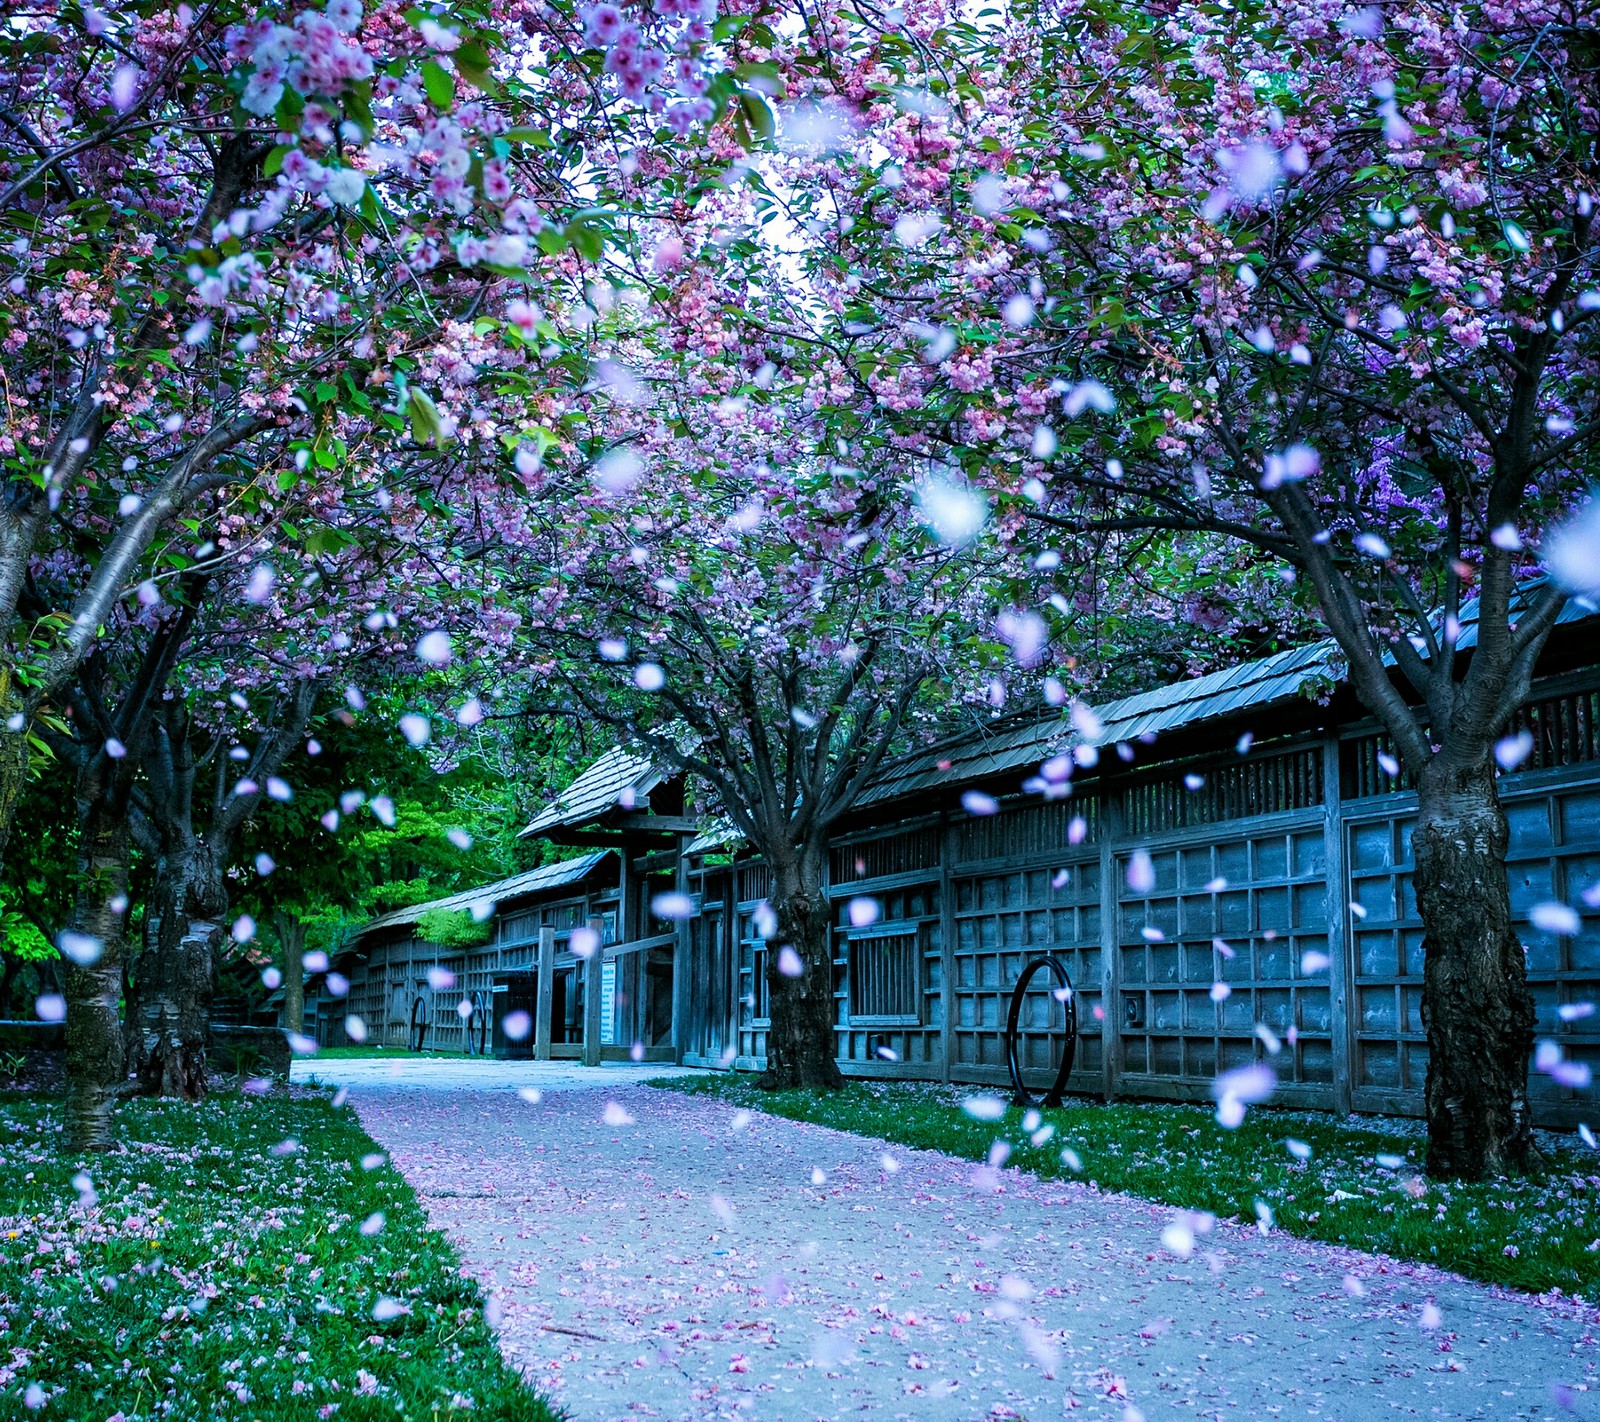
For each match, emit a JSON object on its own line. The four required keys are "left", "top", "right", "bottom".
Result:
{"left": 654, "top": 1074, "right": 1600, "bottom": 1299}
{"left": 0, "top": 1086, "right": 556, "bottom": 1421}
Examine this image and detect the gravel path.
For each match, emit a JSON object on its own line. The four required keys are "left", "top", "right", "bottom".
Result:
{"left": 301, "top": 1061, "right": 1600, "bottom": 1421}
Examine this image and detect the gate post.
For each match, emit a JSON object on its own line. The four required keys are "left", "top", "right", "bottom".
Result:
{"left": 671, "top": 835, "right": 691, "bottom": 1065}
{"left": 534, "top": 925, "right": 555, "bottom": 1061}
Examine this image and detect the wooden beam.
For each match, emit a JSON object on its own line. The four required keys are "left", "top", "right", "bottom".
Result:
{"left": 612, "top": 813, "right": 701, "bottom": 833}
{"left": 604, "top": 931, "right": 675, "bottom": 962}
{"left": 1099, "top": 792, "right": 1122, "bottom": 1104}
{"left": 1323, "top": 735, "right": 1353, "bottom": 1116}
{"left": 582, "top": 914, "right": 604, "bottom": 1067}
{"left": 671, "top": 837, "right": 691, "bottom": 1065}
{"left": 534, "top": 926, "right": 555, "bottom": 1061}
{"left": 938, "top": 813, "right": 955, "bottom": 1085}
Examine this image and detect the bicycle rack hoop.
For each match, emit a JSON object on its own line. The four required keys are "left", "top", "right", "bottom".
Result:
{"left": 1003, "top": 954, "right": 1079, "bottom": 1109}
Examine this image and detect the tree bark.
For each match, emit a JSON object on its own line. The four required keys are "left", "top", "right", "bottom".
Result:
{"left": 1415, "top": 756, "right": 1536, "bottom": 1179}
{"left": 276, "top": 910, "right": 305, "bottom": 1038}
{"left": 0, "top": 666, "right": 31, "bottom": 864}
{"left": 133, "top": 842, "right": 223, "bottom": 1100}
{"left": 130, "top": 682, "right": 315, "bottom": 1095}
{"left": 760, "top": 851, "right": 843, "bottom": 1090}
{"left": 64, "top": 783, "right": 132, "bottom": 1152}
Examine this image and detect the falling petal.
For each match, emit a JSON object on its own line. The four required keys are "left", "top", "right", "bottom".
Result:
{"left": 847, "top": 897, "right": 880, "bottom": 928}
{"left": 58, "top": 931, "right": 102, "bottom": 965}
{"left": 1545, "top": 495, "right": 1600, "bottom": 600}
{"left": 1126, "top": 849, "right": 1156, "bottom": 894}
{"left": 1531, "top": 901, "right": 1582, "bottom": 936}
{"left": 917, "top": 476, "right": 988, "bottom": 546}
{"left": 651, "top": 892, "right": 694, "bottom": 920}
{"left": 416, "top": 630, "right": 452, "bottom": 665}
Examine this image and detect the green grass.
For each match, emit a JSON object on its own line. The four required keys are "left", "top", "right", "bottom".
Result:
{"left": 0, "top": 1088, "right": 556, "bottom": 1421}
{"left": 652, "top": 1075, "right": 1600, "bottom": 1298}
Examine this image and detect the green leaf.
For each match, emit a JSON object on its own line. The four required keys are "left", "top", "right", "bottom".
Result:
{"left": 421, "top": 60, "right": 456, "bottom": 112}
{"left": 306, "top": 527, "right": 354, "bottom": 557}
{"left": 343, "top": 82, "right": 376, "bottom": 141}
{"left": 504, "top": 127, "right": 554, "bottom": 148}
{"left": 454, "top": 41, "right": 498, "bottom": 94}
{"left": 407, "top": 388, "right": 449, "bottom": 446}
{"left": 734, "top": 61, "right": 785, "bottom": 97}
{"left": 738, "top": 92, "right": 776, "bottom": 144}
{"left": 565, "top": 214, "right": 607, "bottom": 261}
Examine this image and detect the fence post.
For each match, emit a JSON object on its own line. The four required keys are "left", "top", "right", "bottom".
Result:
{"left": 1099, "top": 791, "right": 1123, "bottom": 1103}
{"left": 534, "top": 925, "right": 555, "bottom": 1062}
{"left": 583, "top": 914, "right": 604, "bottom": 1067}
{"left": 938, "top": 815, "right": 956, "bottom": 1084}
{"left": 1323, "top": 736, "right": 1352, "bottom": 1114}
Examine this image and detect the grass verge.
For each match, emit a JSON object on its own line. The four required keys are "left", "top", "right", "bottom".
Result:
{"left": 0, "top": 1086, "right": 556, "bottom": 1421}
{"left": 653, "top": 1074, "right": 1600, "bottom": 1299}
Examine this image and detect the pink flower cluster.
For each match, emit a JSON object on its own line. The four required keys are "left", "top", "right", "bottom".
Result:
{"left": 582, "top": 0, "right": 720, "bottom": 130}
{"left": 226, "top": 5, "right": 374, "bottom": 119}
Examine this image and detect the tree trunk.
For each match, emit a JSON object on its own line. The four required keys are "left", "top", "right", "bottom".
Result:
{"left": 132, "top": 846, "right": 222, "bottom": 1099}
{"left": 64, "top": 794, "right": 131, "bottom": 1152}
{"left": 1416, "top": 756, "right": 1536, "bottom": 1179}
{"left": 0, "top": 667, "right": 31, "bottom": 865}
{"left": 761, "top": 853, "right": 843, "bottom": 1091}
{"left": 276, "top": 911, "right": 305, "bottom": 1038}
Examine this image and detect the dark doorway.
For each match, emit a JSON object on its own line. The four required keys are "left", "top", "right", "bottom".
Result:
{"left": 493, "top": 971, "right": 537, "bottom": 1058}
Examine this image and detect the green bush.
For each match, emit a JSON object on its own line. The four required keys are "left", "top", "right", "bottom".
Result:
{"left": 415, "top": 907, "right": 493, "bottom": 950}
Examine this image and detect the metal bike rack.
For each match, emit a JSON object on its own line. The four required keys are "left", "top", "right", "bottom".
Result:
{"left": 1004, "top": 954, "right": 1078, "bottom": 1108}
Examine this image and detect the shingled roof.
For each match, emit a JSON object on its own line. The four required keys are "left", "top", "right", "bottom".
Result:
{"left": 857, "top": 639, "right": 1339, "bottom": 807}
{"left": 355, "top": 851, "right": 614, "bottom": 938}
{"left": 518, "top": 746, "right": 662, "bottom": 839}
{"left": 519, "top": 580, "right": 1597, "bottom": 833}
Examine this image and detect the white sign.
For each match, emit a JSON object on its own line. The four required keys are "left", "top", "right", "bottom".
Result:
{"left": 600, "top": 963, "right": 616, "bottom": 1045}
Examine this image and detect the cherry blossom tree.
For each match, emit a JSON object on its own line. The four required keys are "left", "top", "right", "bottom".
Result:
{"left": 0, "top": 0, "right": 777, "bottom": 859}
{"left": 705, "top": 0, "right": 1599, "bottom": 1173}
{"left": 47, "top": 586, "right": 207, "bottom": 1148}
{"left": 469, "top": 299, "right": 1054, "bottom": 1083}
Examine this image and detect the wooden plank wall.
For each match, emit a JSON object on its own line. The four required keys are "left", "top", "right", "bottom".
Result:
{"left": 712, "top": 670, "right": 1600, "bottom": 1126}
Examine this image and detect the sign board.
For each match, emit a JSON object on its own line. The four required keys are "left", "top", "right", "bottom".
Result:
{"left": 600, "top": 962, "right": 616, "bottom": 1045}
